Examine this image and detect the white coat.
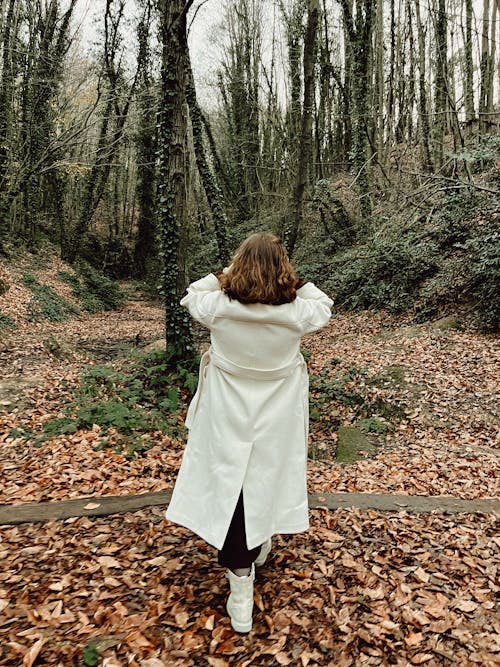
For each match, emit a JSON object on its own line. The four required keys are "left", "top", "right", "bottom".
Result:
{"left": 165, "top": 273, "right": 333, "bottom": 550}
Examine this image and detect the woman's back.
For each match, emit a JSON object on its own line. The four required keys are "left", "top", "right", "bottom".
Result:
{"left": 182, "top": 275, "right": 332, "bottom": 370}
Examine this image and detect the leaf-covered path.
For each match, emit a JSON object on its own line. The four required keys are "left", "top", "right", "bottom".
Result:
{"left": 0, "top": 289, "right": 498, "bottom": 666}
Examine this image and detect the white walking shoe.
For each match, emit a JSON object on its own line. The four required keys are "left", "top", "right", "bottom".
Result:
{"left": 255, "top": 538, "right": 272, "bottom": 567}
{"left": 226, "top": 564, "right": 255, "bottom": 633}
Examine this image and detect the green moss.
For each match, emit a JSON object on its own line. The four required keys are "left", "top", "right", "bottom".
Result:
{"left": 336, "top": 426, "right": 375, "bottom": 463}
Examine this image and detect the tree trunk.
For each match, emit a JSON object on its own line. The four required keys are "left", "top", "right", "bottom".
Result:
{"left": 186, "top": 50, "right": 230, "bottom": 265}
{"left": 432, "top": 0, "right": 448, "bottom": 170}
{"left": 340, "top": 0, "right": 376, "bottom": 219}
{"left": 157, "top": 0, "right": 193, "bottom": 358}
{"left": 0, "top": 0, "right": 16, "bottom": 250}
{"left": 285, "top": 0, "right": 320, "bottom": 257}
{"left": 464, "top": 0, "right": 475, "bottom": 123}
{"left": 134, "top": 6, "right": 157, "bottom": 279}
{"left": 415, "top": 0, "right": 432, "bottom": 170}
{"left": 373, "top": 0, "right": 385, "bottom": 162}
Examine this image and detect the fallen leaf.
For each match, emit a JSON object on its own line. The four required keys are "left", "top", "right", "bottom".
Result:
{"left": 455, "top": 599, "right": 479, "bottom": 612}
{"left": 206, "top": 659, "right": 229, "bottom": 667}
{"left": 125, "top": 631, "right": 154, "bottom": 650}
{"left": 405, "top": 632, "right": 424, "bottom": 647}
{"left": 23, "top": 639, "right": 46, "bottom": 667}
{"left": 97, "top": 556, "right": 121, "bottom": 568}
{"left": 411, "top": 653, "right": 434, "bottom": 664}
{"left": 146, "top": 556, "right": 168, "bottom": 567}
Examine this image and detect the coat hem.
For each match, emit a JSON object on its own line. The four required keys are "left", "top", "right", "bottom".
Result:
{"left": 165, "top": 508, "right": 309, "bottom": 551}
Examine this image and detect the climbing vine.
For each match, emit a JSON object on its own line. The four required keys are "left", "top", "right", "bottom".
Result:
{"left": 156, "top": 0, "right": 194, "bottom": 360}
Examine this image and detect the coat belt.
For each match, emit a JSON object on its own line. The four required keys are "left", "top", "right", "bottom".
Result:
{"left": 209, "top": 348, "right": 305, "bottom": 380}
{"left": 185, "top": 347, "right": 306, "bottom": 429}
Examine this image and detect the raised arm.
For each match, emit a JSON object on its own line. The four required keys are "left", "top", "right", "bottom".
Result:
{"left": 180, "top": 273, "right": 222, "bottom": 327}
{"left": 296, "top": 282, "right": 333, "bottom": 334}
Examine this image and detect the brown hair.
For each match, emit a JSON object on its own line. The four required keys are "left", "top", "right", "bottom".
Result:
{"left": 218, "top": 233, "right": 301, "bottom": 305}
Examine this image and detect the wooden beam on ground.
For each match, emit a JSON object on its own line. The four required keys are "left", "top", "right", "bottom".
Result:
{"left": 0, "top": 491, "right": 498, "bottom": 526}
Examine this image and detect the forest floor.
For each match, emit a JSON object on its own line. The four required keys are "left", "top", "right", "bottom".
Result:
{"left": 0, "top": 273, "right": 498, "bottom": 666}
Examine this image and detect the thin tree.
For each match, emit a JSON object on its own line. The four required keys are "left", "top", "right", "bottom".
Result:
{"left": 186, "top": 50, "right": 230, "bottom": 265}
{"left": 285, "top": 0, "right": 320, "bottom": 256}
{"left": 133, "top": 1, "right": 157, "bottom": 278}
{"left": 415, "top": 0, "right": 432, "bottom": 170}
{"left": 62, "top": 0, "right": 139, "bottom": 262}
{"left": 431, "top": 0, "right": 448, "bottom": 170}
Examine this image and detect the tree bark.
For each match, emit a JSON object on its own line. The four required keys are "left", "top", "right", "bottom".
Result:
{"left": 157, "top": 0, "right": 194, "bottom": 358}
{"left": 415, "top": 0, "right": 432, "bottom": 170}
{"left": 432, "top": 0, "right": 448, "bottom": 170}
{"left": 464, "top": 0, "right": 475, "bottom": 123}
{"left": 185, "top": 51, "right": 230, "bottom": 265}
{"left": 0, "top": 0, "right": 16, "bottom": 250}
{"left": 285, "top": 0, "right": 320, "bottom": 257}
{"left": 133, "top": 4, "right": 157, "bottom": 279}
{"left": 340, "top": 0, "right": 376, "bottom": 219}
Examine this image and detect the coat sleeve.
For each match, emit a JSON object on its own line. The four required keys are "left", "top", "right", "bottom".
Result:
{"left": 295, "top": 282, "right": 333, "bottom": 334}
{"left": 180, "top": 273, "right": 221, "bottom": 327}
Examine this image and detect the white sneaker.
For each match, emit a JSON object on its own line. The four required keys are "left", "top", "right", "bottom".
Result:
{"left": 255, "top": 538, "right": 272, "bottom": 567}
{"left": 226, "top": 564, "right": 255, "bottom": 633}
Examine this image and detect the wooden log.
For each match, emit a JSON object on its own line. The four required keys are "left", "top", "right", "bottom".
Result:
{"left": 0, "top": 490, "right": 498, "bottom": 526}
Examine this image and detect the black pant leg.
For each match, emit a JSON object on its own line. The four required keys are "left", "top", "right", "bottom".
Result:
{"left": 218, "top": 491, "right": 261, "bottom": 569}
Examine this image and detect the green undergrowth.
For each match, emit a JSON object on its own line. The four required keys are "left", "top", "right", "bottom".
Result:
{"left": 309, "top": 361, "right": 401, "bottom": 458}
{"left": 0, "top": 312, "right": 16, "bottom": 332}
{"left": 22, "top": 273, "right": 79, "bottom": 322}
{"left": 58, "top": 261, "right": 125, "bottom": 312}
{"left": 11, "top": 350, "right": 199, "bottom": 457}
{"left": 17, "top": 260, "right": 125, "bottom": 324}
{"left": 296, "top": 189, "right": 499, "bottom": 331}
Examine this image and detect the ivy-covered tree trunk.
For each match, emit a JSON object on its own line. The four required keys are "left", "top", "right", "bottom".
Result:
{"left": 432, "top": 0, "right": 448, "bottom": 170}
{"left": 185, "top": 52, "right": 229, "bottom": 265}
{"left": 464, "top": 0, "right": 475, "bottom": 123}
{"left": 340, "top": 0, "right": 375, "bottom": 220}
{"left": 279, "top": 0, "right": 305, "bottom": 173}
{"left": 157, "top": 0, "right": 193, "bottom": 359}
{"left": 415, "top": 0, "right": 432, "bottom": 170}
{"left": 0, "top": 0, "right": 17, "bottom": 251}
{"left": 285, "top": 0, "right": 319, "bottom": 257}
{"left": 133, "top": 4, "right": 157, "bottom": 279}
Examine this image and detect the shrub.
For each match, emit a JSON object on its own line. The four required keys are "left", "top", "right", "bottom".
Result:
{"left": 297, "top": 189, "right": 499, "bottom": 330}
{"left": 326, "top": 234, "right": 439, "bottom": 313}
{"left": 459, "top": 229, "right": 499, "bottom": 331}
{"left": 58, "top": 270, "right": 102, "bottom": 312}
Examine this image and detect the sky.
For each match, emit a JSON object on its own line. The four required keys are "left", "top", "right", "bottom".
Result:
{"left": 70, "top": 0, "right": 222, "bottom": 74}
{"left": 69, "top": 0, "right": 498, "bottom": 112}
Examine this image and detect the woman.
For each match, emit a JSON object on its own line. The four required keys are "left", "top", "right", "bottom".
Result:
{"left": 165, "top": 232, "right": 333, "bottom": 632}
